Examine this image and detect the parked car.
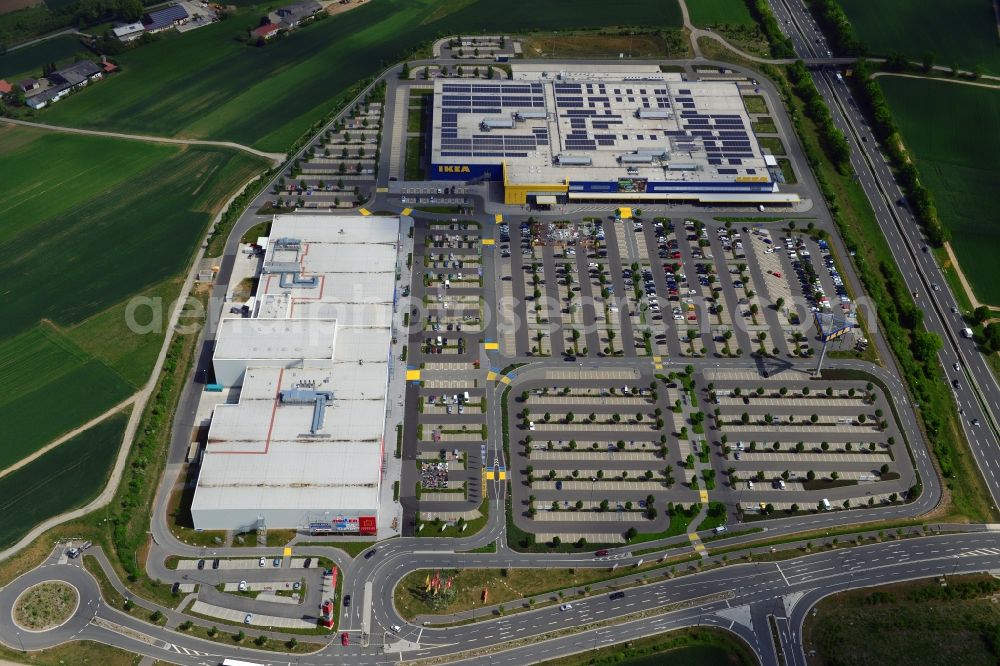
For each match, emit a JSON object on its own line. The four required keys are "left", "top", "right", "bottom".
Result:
{"left": 238, "top": 580, "right": 247, "bottom": 592}
{"left": 259, "top": 557, "right": 266, "bottom": 567}
{"left": 244, "top": 613, "right": 253, "bottom": 624}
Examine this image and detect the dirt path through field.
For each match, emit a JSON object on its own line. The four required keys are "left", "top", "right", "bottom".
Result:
{"left": 0, "top": 118, "right": 286, "bottom": 165}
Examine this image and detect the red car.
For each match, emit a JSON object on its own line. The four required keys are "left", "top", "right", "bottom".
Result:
{"left": 595, "top": 549, "right": 609, "bottom": 557}
{"left": 341, "top": 632, "right": 350, "bottom": 646}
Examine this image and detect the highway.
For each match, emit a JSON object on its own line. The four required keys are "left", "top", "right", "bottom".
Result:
{"left": 766, "top": 0, "right": 1000, "bottom": 511}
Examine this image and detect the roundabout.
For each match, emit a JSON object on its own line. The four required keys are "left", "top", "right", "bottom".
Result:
{"left": 12, "top": 582, "right": 79, "bottom": 633}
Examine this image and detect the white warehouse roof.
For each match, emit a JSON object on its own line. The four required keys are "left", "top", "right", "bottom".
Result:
{"left": 192, "top": 215, "right": 400, "bottom": 531}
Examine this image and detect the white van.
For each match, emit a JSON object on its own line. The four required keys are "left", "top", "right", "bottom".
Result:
{"left": 463, "top": 391, "right": 470, "bottom": 402}
{"left": 821, "top": 498, "right": 831, "bottom": 510}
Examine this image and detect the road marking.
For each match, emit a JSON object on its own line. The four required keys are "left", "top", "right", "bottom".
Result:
{"left": 495, "top": 214, "right": 503, "bottom": 223}
{"left": 401, "top": 207, "right": 413, "bottom": 216}
{"left": 484, "top": 342, "right": 499, "bottom": 350}
{"left": 699, "top": 489, "right": 709, "bottom": 503}
{"left": 775, "top": 563, "right": 790, "bottom": 587}
{"left": 376, "top": 187, "right": 388, "bottom": 193}
{"left": 486, "top": 371, "right": 497, "bottom": 381}
{"left": 500, "top": 375, "right": 512, "bottom": 385}
{"left": 283, "top": 546, "right": 292, "bottom": 557}
{"left": 482, "top": 238, "right": 495, "bottom": 246}
{"left": 359, "top": 208, "right": 371, "bottom": 216}
{"left": 406, "top": 369, "right": 421, "bottom": 381}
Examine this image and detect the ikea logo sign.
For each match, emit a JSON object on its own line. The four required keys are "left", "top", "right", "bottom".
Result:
{"left": 438, "top": 165, "right": 471, "bottom": 174}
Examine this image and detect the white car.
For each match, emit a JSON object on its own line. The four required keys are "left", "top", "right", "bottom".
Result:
{"left": 559, "top": 604, "right": 573, "bottom": 611}
{"left": 390, "top": 624, "right": 402, "bottom": 633}
{"left": 259, "top": 557, "right": 266, "bottom": 567}
{"left": 244, "top": 613, "right": 253, "bottom": 624}
{"left": 238, "top": 580, "right": 248, "bottom": 592}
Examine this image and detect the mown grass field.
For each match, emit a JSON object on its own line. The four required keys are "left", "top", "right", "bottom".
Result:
{"left": 0, "top": 124, "right": 266, "bottom": 467}
{"left": 0, "top": 34, "right": 87, "bottom": 82}
{"left": 840, "top": 0, "right": 1000, "bottom": 74}
{"left": 0, "top": 412, "right": 127, "bottom": 549}
{"left": 686, "top": 0, "right": 755, "bottom": 26}
{"left": 878, "top": 77, "right": 1000, "bottom": 304}
{"left": 42, "top": 0, "right": 681, "bottom": 151}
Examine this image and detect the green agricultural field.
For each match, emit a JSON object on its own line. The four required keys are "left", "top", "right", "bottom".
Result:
{"left": 840, "top": 0, "right": 1000, "bottom": 74}
{"left": 879, "top": 77, "right": 1000, "bottom": 303}
{"left": 41, "top": 0, "right": 680, "bottom": 151}
{"left": 0, "top": 412, "right": 127, "bottom": 550}
{"left": 0, "top": 328, "right": 132, "bottom": 471}
{"left": 686, "top": 0, "right": 755, "bottom": 26}
{"left": 0, "top": 34, "right": 89, "bottom": 82}
{"left": 0, "top": 125, "right": 267, "bottom": 336}
{"left": 0, "top": 124, "right": 266, "bottom": 466}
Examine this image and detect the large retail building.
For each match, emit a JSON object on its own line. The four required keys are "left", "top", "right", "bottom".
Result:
{"left": 429, "top": 64, "right": 798, "bottom": 206}
{"left": 189, "top": 215, "right": 399, "bottom": 534}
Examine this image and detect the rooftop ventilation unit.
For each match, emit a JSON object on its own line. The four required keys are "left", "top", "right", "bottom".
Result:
{"left": 280, "top": 389, "right": 334, "bottom": 434}
{"left": 555, "top": 154, "right": 592, "bottom": 166}
{"left": 667, "top": 163, "right": 699, "bottom": 171}
{"left": 636, "top": 108, "right": 671, "bottom": 119}
{"left": 515, "top": 110, "right": 547, "bottom": 120}
{"left": 480, "top": 117, "right": 515, "bottom": 130}
{"left": 618, "top": 153, "right": 655, "bottom": 164}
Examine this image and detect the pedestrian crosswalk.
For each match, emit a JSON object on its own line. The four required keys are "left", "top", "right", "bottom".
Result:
{"left": 954, "top": 547, "right": 1000, "bottom": 558}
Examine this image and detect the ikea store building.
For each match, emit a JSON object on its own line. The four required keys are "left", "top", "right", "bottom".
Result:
{"left": 429, "top": 64, "right": 798, "bottom": 207}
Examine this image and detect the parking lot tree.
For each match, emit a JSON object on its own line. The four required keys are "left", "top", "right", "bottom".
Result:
{"left": 807, "top": 470, "right": 816, "bottom": 481}
{"left": 741, "top": 412, "right": 750, "bottom": 425}
{"left": 236, "top": 630, "right": 246, "bottom": 643}
{"left": 625, "top": 527, "right": 638, "bottom": 541}
{"left": 802, "top": 386, "right": 811, "bottom": 396}
{"left": 749, "top": 441, "right": 757, "bottom": 451}
{"left": 612, "top": 413, "right": 621, "bottom": 423}
{"left": 690, "top": 475, "right": 698, "bottom": 489}
{"left": 625, "top": 501, "right": 632, "bottom": 510}
{"left": 543, "top": 412, "right": 551, "bottom": 422}
{"left": 764, "top": 413, "right": 773, "bottom": 424}
{"left": 599, "top": 499, "right": 609, "bottom": 512}
{"left": 831, "top": 471, "right": 839, "bottom": 481}
{"left": 790, "top": 504, "right": 799, "bottom": 513}
{"left": 622, "top": 471, "right": 629, "bottom": 479}
{"left": 779, "top": 386, "right": 788, "bottom": 396}
{"left": 772, "top": 441, "right": 780, "bottom": 451}
{"left": 636, "top": 412, "right": 643, "bottom": 422}
{"left": 858, "top": 414, "right": 867, "bottom": 424}
{"left": 821, "top": 441, "right": 829, "bottom": 451}
{"left": 358, "top": 146, "right": 366, "bottom": 158}
{"left": 616, "top": 440, "right": 626, "bottom": 451}
{"left": 597, "top": 469, "right": 604, "bottom": 479}
{"left": 548, "top": 469, "right": 557, "bottom": 480}
{"left": 811, "top": 414, "right": 819, "bottom": 424}
{"left": 588, "top": 412, "right": 597, "bottom": 423}
{"left": 400, "top": 61, "right": 411, "bottom": 79}
{"left": 568, "top": 440, "right": 577, "bottom": 451}
{"left": 551, "top": 501, "right": 559, "bottom": 512}
{"left": 756, "top": 470, "right": 765, "bottom": 482}
{"left": 869, "top": 442, "right": 877, "bottom": 452}
{"left": 686, "top": 453, "right": 695, "bottom": 469}
{"left": 566, "top": 412, "right": 574, "bottom": 423}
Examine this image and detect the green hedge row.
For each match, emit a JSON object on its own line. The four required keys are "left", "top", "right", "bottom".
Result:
{"left": 745, "top": 0, "right": 796, "bottom": 59}
{"left": 806, "top": 0, "right": 865, "bottom": 56}
{"left": 786, "top": 60, "right": 852, "bottom": 173}
{"left": 849, "top": 60, "right": 950, "bottom": 246}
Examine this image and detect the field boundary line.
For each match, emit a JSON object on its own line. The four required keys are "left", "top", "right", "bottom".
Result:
{"left": 0, "top": 395, "right": 138, "bottom": 483}
{"left": 0, "top": 118, "right": 285, "bottom": 166}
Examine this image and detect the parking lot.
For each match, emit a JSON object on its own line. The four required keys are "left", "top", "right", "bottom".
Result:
{"left": 270, "top": 93, "right": 384, "bottom": 211}
{"left": 702, "top": 369, "right": 914, "bottom": 516}
{"left": 403, "top": 219, "right": 489, "bottom": 524}
{"left": 501, "top": 364, "right": 916, "bottom": 541}
{"left": 492, "top": 214, "right": 865, "bottom": 361}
